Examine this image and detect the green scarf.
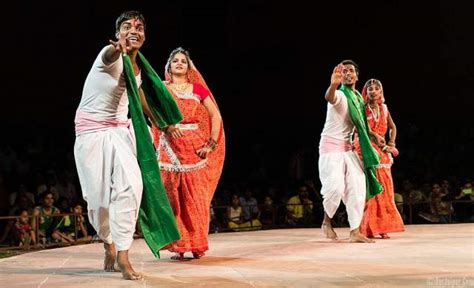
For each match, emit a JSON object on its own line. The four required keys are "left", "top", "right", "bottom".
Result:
{"left": 340, "top": 84, "right": 382, "bottom": 199}
{"left": 122, "top": 52, "right": 183, "bottom": 258}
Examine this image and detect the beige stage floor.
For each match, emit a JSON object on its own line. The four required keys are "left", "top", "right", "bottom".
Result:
{"left": 0, "top": 224, "right": 473, "bottom": 287}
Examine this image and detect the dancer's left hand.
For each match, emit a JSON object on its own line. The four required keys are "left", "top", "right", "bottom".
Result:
{"left": 387, "top": 146, "right": 399, "bottom": 157}
{"left": 197, "top": 146, "right": 212, "bottom": 158}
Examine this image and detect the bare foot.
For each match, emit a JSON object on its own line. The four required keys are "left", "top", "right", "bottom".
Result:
{"left": 171, "top": 252, "right": 185, "bottom": 260}
{"left": 104, "top": 243, "right": 120, "bottom": 272}
{"left": 350, "top": 229, "right": 375, "bottom": 243}
{"left": 192, "top": 252, "right": 205, "bottom": 259}
{"left": 321, "top": 222, "right": 338, "bottom": 240}
{"left": 380, "top": 233, "right": 390, "bottom": 239}
{"left": 117, "top": 250, "right": 142, "bottom": 280}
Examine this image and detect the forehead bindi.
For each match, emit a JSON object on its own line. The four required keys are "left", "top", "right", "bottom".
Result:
{"left": 122, "top": 18, "right": 144, "bottom": 29}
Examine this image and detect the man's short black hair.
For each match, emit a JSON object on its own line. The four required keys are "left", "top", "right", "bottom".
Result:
{"left": 341, "top": 59, "right": 359, "bottom": 76}
{"left": 115, "top": 10, "right": 146, "bottom": 33}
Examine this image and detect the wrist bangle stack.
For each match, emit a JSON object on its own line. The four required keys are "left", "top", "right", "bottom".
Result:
{"left": 206, "top": 138, "right": 218, "bottom": 151}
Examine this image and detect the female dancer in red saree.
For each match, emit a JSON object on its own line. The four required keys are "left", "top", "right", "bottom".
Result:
{"left": 355, "top": 79, "right": 404, "bottom": 239}
{"left": 152, "top": 47, "right": 225, "bottom": 260}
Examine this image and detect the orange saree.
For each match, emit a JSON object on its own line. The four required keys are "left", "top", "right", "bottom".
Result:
{"left": 152, "top": 66, "right": 225, "bottom": 254}
{"left": 355, "top": 103, "right": 404, "bottom": 237}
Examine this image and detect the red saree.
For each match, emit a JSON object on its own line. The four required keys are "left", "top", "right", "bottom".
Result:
{"left": 152, "top": 65, "right": 225, "bottom": 253}
{"left": 355, "top": 100, "right": 404, "bottom": 237}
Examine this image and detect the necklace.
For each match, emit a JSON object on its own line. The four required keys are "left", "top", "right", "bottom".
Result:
{"left": 171, "top": 82, "right": 190, "bottom": 93}
{"left": 368, "top": 104, "right": 380, "bottom": 122}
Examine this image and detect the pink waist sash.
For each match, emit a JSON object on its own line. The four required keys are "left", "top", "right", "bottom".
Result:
{"left": 319, "top": 136, "right": 352, "bottom": 154}
{"left": 75, "top": 111, "right": 130, "bottom": 135}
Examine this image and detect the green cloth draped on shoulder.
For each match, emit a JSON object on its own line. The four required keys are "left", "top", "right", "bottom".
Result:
{"left": 340, "top": 84, "right": 382, "bottom": 200}
{"left": 122, "top": 51, "right": 183, "bottom": 258}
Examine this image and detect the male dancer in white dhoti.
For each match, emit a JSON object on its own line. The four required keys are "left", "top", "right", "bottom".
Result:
{"left": 74, "top": 11, "right": 182, "bottom": 280}
{"left": 318, "top": 60, "right": 382, "bottom": 243}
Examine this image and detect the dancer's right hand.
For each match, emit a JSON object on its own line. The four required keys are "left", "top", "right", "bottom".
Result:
{"left": 109, "top": 37, "right": 129, "bottom": 54}
{"left": 165, "top": 125, "right": 183, "bottom": 139}
{"left": 374, "top": 134, "right": 386, "bottom": 147}
{"left": 330, "top": 64, "right": 344, "bottom": 86}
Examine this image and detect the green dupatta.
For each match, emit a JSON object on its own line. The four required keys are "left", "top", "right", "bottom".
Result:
{"left": 340, "top": 84, "right": 382, "bottom": 200}
{"left": 122, "top": 52, "right": 183, "bottom": 258}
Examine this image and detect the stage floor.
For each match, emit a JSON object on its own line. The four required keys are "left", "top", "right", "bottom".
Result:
{"left": 0, "top": 224, "right": 473, "bottom": 287}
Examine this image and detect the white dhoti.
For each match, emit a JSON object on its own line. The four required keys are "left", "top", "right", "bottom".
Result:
{"left": 74, "top": 127, "right": 142, "bottom": 251}
{"left": 318, "top": 151, "right": 366, "bottom": 230}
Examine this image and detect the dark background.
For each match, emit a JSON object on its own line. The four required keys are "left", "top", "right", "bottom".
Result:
{"left": 3, "top": 0, "right": 473, "bottom": 186}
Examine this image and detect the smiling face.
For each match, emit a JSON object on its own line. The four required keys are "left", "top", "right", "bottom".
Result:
{"left": 116, "top": 18, "right": 145, "bottom": 51}
{"left": 366, "top": 82, "right": 383, "bottom": 104}
{"left": 169, "top": 52, "right": 189, "bottom": 76}
{"left": 341, "top": 64, "right": 358, "bottom": 86}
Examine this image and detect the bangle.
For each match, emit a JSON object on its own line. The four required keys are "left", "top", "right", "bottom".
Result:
{"left": 206, "top": 138, "right": 218, "bottom": 151}
{"left": 382, "top": 145, "right": 389, "bottom": 152}
{"left": 387, "top": 142, "right": 395, "bottom": 147}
